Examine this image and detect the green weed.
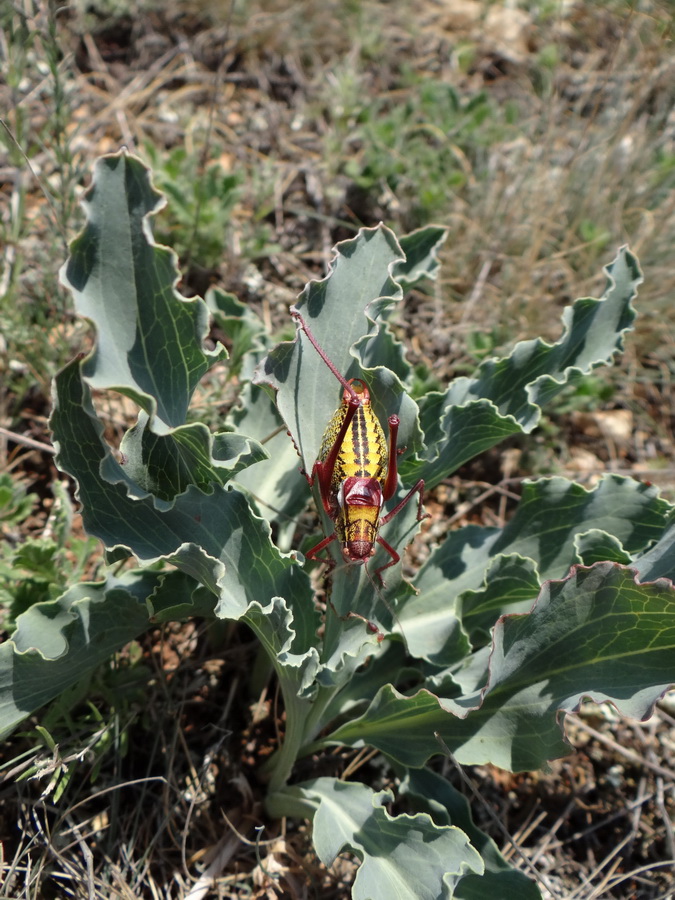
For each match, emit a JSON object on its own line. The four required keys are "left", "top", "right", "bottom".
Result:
{"left": 143, "top": 142, "right": 241, "bottom": 271}
{"left": 0, "top": 478, "right": 100, "bottom": 628}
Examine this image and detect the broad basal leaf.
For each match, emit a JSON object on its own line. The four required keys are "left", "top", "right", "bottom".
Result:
{"left": 209, "top": 287, "right": 313, "bottom": 547}
{"left": 442, "top": 562, "right": 675, "bottom": 770}
{"left": 401, "top": 247, "right": 642, "bottom": 489}
{"left": 244, "top": 597, "right": 321, "bottom": 697}
{"left": 120, "top": 412, "right": 266, "bottom": 501}
{"left": 402, "top": 768, "right": 542, "bottom": 900}
{"left": 51, "top": 358, "right": 308, "bottom": 618}
{"left": 0, "top": 569, "right": 215, "bottom": 739}
{"left": 229, "top": 381, "right": 309, "bottom": 549}
{"left": 457, "top": 554, "right": 541, "bottom": 645}
{"left": 59, "top": 151, "right": 264, "bottom": 505}
{"left": 326, "top": 562, "right": 675, "bottom": 772}
{"left": 61, "top": 150, "right": 226, "bottom": 431}
{"left": 267, "top": 777, "right": 483, "bottom": 899}
{"left": 400, "top": 475, "right": 669, "bottom": 665}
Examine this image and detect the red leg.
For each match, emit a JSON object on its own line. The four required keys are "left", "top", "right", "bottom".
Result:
{"left": 305, "top": 532, "right": 339, "bottom": 571}
{"left": 382, "top": 414, "right": 400, "bottom": 501}
{"left": 373, "top": 534, "right": 401, "bottom": 584}
{"left": 373, "top": 480, "right": 428, "bottom": 585}
{"left": 345, "top": 612, "right": 385, "bottom": 642}
{"left": 312, "top": 395, "right": 361, "bottom": 514}
{"left": 380, "top": 479, "right": 427, "bottom": 526}
{"left": 326, "top": 601, "right": 386, "bottom": 642}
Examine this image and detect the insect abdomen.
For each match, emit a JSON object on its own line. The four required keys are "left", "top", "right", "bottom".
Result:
{"left": 319, "top": 399, "right": 387, "bottom": 492}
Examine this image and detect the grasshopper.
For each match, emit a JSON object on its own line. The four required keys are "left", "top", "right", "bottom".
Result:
{"left": 291, "top": 308, "right": 428, "bottom": 584}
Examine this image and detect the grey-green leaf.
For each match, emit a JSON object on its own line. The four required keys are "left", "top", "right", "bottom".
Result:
{"left": 228, "top": 381, "right": 310, "bottom": 550}
{"left": 401, "top": 247, "right": 641, "bottom": 488}
{"left": 0, "top": 570, "right": 215, "bottom": 739}
{"left": 400, "top": 475, "right": 669, "bottom": 665}
{"left": 60, "top": 150, "right": 226, "bottom": 431}
{"left": 50, "top": 358, "right": 307, "bottom": 617}
{"left": 402, "top": 769, "right": 542, "bottom": 900}
{"left": 120, "top": 412, "right": 267, "bottom": 501}
{"left": 272, "top": 777, "right": 483, "bottom": 899}
{"left": 327, "top": 562, "right": 675, "bottom": 772}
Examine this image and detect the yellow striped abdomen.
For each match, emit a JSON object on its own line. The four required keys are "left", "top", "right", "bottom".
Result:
{"left": 318, "top": 386, "right": 388, "bottom": 495}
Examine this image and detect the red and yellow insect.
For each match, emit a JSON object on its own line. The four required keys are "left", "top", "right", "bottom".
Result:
{"left": 291, "top": 308, "right": 428, "bottom": 584}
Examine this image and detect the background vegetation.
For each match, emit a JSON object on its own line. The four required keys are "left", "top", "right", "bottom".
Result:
{"left": 1, "top": 0, "right": 674, "bottom": 896}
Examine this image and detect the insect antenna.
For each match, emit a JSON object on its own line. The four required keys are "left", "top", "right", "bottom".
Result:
{"left": 290, "top": 307, "right": 362, "bottom": 403}
{"left": 362, "top": 561, "right": 408, "bottom": 651}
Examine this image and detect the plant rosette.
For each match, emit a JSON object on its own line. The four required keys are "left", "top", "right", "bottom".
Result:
{"left": 3, "top": 150, "right": 673, "bottom": 898}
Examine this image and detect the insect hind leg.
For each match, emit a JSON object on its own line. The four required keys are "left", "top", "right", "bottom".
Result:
{"left": 379, "top": 479, "right": 428, "bottom": 527}
{"left": 373, "top": 480, "right": 429, "bottom": 585}
{"left": 372, "top": 535, "right": 400, "bottom": 585}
